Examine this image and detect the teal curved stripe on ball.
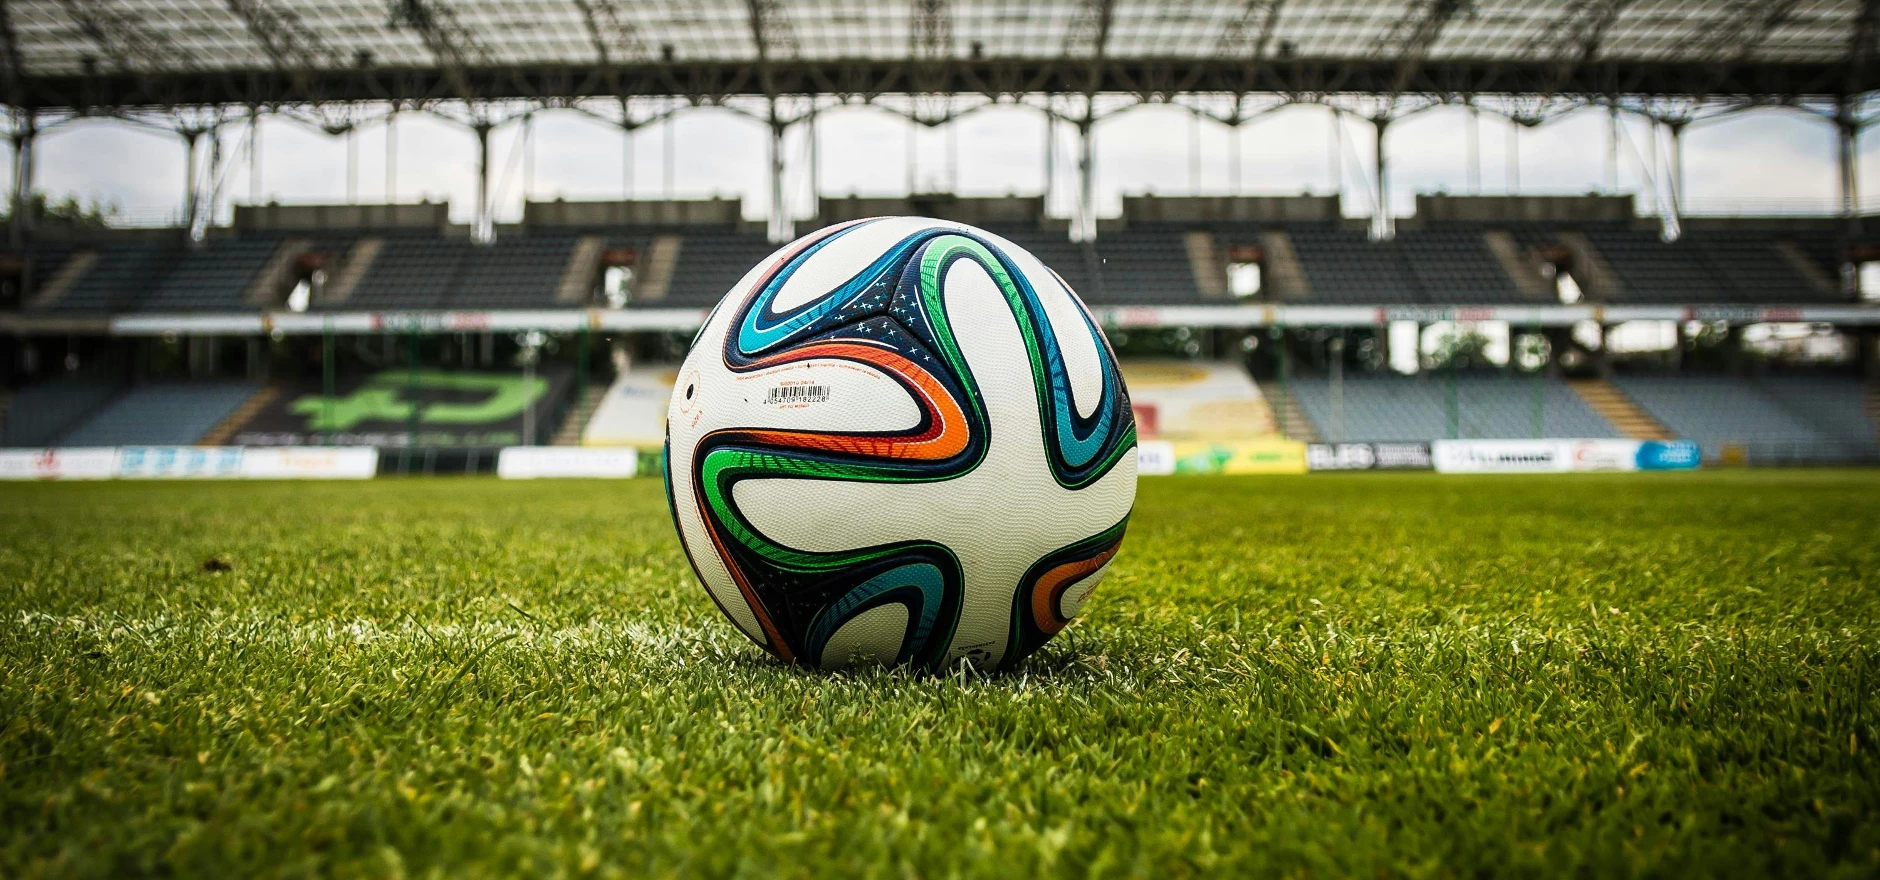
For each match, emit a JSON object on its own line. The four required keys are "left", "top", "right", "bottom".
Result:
{"left": 913, "top": 234, "right": 1128, "bottom": 472}
{"left": 736, "top": 220, "right": 924, "bottom": 355}
{"left": 803, "top": 562, "right": 947, "bottom": 666}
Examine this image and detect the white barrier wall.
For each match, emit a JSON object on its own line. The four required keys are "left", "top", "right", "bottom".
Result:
{"left": 1433, "top": 439, "right": 1700, "bottom": 473}
{"left": 0, "top": 447, "right": 379, "bottom": 480}
{"left": 497, "top": 447, "right": 640, "bottom": 479}
{"left": 582, "top": 367, "right": 679, "bottom": 448}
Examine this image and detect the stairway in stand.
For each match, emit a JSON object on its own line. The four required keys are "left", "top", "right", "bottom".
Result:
{"left": 1567, "top": 378, "right": 1673, "bottom": 440}
{"left": 552, "top": 384, "right": 611, "bottom": 446}
{"left": 1254, "top": 379, "right": 1321, "bottom": 443}
{"left": 197, "top": 385, "right": 282, "bottom": 445}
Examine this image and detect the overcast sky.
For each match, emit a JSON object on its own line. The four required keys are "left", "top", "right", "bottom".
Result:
{"left": 22, "top": 100, "right": 1879, "bottom": 228}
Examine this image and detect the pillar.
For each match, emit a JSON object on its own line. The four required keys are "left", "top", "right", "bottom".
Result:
{"left": 1075, "top": 115, "right": 1096, "bottom": 242}
{"left": 9, "top": 116, "right": 35, "bottom": 249}
{"left": 1606, "top": 104, "right": 1620, "bottom": 195}
{"left": 1662, "top": 120, "right": 1685, "bottom": 242}
{"left": 182, "top": 129, "right": 203, "bottom": 241}
{"left": 473, "top": 121, "right": 494, "bottom": 245}
{"left": 767, "top": 106, "right": 792, "bottom": 243}
{"left": 1837, "top": 98, "right": 1860, "bottom": 246}
{"left": 1042, "top": 104, "right": 1055, "bottom": 211}
{"left": 1371, "top": 116, "right": 1393, "bottom": 241}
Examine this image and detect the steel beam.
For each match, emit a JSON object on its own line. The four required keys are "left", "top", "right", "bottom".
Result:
{"left": 10, "top": 56, "right": 1867, "bottom": 112}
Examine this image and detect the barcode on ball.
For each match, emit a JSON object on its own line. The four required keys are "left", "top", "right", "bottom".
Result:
{"left": 766, "top": 384, "right": 830, "bottom": 405}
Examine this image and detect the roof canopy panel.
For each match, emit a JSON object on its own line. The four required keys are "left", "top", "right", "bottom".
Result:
{"left": 3, "top": 0, "right": 1873, "bottom": 108}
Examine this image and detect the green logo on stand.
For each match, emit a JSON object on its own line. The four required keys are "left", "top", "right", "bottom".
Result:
{"left": 290, "top": 371, "right": 548, "bottom": 431}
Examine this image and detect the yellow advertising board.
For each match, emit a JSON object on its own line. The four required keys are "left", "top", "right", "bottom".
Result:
{"left": 1157, "top": 439, "right": 1309, "bottom": 475}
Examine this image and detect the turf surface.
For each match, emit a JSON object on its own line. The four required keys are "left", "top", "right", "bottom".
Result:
{"left": 2, "top": 471, "right": 1878, "bottom": 877}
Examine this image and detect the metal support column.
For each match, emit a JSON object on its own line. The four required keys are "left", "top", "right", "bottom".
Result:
{"left": 1189, "top": 110, "right": 1201, "bottom": 195}
{"left": 9, "top": 115, "right": 35, "bottom": 249}
{"left": 1836, "top": 100, "right": 1861, "bottom": 296}
{"left": 1075, "top": 116, "right": 1095, "bottom": 242}
{"left": 767, "top": 103, "right": 791, "bottom": 243}
{"left": 1371, "top": 116, "right": 1392, "bottom": 241}
{"left": 473, "top": 122, "right": 494, "bottom": 245}
{"left": 1466, "top": 105, "right": 1480, "bottom": 194}
{"left": 248, "top": 108, "right": 262, "bottom": 204}
{"left": 807, "top": 108, "right": 820, "bottom": 225}
{"left": 321, "top": 317, "right": 336, "bottom": 445}
{"left": 345, "top": 126, "right": 358, "bottom": 204}
{"left": 664, "top": 101, "right": 676, "bottom": 199}
{"left": 385, "top": 111, "right": 397, "bottom": 202}
{"left": 1836, "top": 101, "right": 1859, "bottom": 233}
{"left": 1328, "top": 334, "right": 1345, "bottom": 443}
{"left": 1506, "top": 119, "right": 1520, "bottom": 193}
{"left": 1041, "top": 105, "right": 1054, "bottom": 211}
{"left": 404, "top": 323, "right": 419, "bottom": 471}
{"left": 1664, "top": 120, "right": 1686, "bottom": 242}
{"left": 1606, "top": 105, "right": 1620, "bottom": 194}
{"left": 182, "top": 129, "right": 203, "bottom": 241}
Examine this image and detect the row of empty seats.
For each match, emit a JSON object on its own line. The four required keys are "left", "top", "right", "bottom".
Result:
{"left": 1612, "top": 375, "right": 1878, "bottom": 461}
{"left": 7, "top": 220, "right": 1859, "bottom": 313}
{"left": 0, "top": 380, "right": 259, "bottom": 447}
{"left": 1289, "top": 376, "right": 1623, "bottom": 442}
{"left": 1283, "top": 373, "right": 1876, "bottom": 462}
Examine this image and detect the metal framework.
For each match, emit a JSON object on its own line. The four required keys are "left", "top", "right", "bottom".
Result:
{"left": 1, "top": 0, "right": 1876, "bottom": 247}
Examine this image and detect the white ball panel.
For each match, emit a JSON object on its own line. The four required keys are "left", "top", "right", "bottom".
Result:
{"left": 768, "top": 217, "right": 945, "bottom": 313}
{"left": 1057, "top": 559, "right": 1113, "bottom": 620}
{"left": 968, "top": 227, "right": 1106, "bottom": 421}
{"left": 819, "top": 602, "right": 909, "bottom": 668}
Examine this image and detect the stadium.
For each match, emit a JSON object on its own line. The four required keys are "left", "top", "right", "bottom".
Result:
{"left": 2, "top": 0, "right": 1879, "bottom": 876}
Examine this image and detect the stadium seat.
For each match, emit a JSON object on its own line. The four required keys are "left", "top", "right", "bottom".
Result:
{"left": 0, "top": 379, "right": 125, "bottom": 446}
{"left": 58, "top": 382, "right": 261, "bottom": 446}
{"left": 1610, "top": 375, "right": 1875, "bottom": 461}
{"left": 1288, "top": 374, "right": 1623, "bottom": 442}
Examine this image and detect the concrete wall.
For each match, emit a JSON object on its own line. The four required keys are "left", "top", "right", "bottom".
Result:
{"left": 1121, "top": 196, "right": 1342, "bottom": 224}
{"left": 815, "top": 195, "right": 1047, "bottom": 227}
{"left": 1413, "top": 195, "right": 1635, "bottom": 223}
{"left": 233, "top": 201, "right": 450, "bottom": 232}
{"left": 524, "top": 198, "right": 744, "bottom": 228}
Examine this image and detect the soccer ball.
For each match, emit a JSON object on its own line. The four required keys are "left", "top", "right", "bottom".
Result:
{"left": 664, "top": 217, "right": 1137, "bottom": 671}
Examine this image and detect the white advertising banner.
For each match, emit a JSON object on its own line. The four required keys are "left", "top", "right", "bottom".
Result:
{"left": 1433, "top": 439, "right": 1674, "bottom": 473}
{"left": 116, "top": 446, "right": 245, "bottom": 479}
{"left": 238, "top": 447, "right": 379, "bottom": 480}
{"left": 1136, "top": 441, "right": 1177, "bottom": 476}
{"left": 0, "top": 448, "right": 121, "bottom": 480}
{"left": 582, "top": 367, "right": 678, "bottom": 448}
{"left": 0, "top": 447, "right": 378, "bottom": 480}
{"left": 497, "top": 446, "right": 640, "bottom": 479}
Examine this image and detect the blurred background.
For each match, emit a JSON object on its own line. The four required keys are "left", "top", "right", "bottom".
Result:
{"left": 1, "top": 0, "right": 1877, "bottom": 476}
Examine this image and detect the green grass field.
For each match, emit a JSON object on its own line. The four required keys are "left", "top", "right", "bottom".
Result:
{"left": 3, "top": 471, "right": 1878, "bottom": 877}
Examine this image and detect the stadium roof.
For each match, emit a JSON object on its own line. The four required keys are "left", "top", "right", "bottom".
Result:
{"left": 2, "top": 0, "right": 1877, "bottom": 110}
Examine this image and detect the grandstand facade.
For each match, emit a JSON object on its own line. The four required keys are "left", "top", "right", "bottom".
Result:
{"left": 1, "top": 1, "right": 1877, "bottom": 465}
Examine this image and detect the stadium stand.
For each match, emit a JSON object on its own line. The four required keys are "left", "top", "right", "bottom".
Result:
{"left": 140, "top": 239, "right": 280, "bottom": 311}
{"left": 336, "top": 234, "right": 465, "bottom": 311}
{"left": 1281, "top": 223, "right": 1419, "bottom": 303}
{"left": 58, "top": 382, "right": 262, "bottom": 447}
{"left": 661, "top": 230, "right": 777, "bottom": 307}
{"left": 1088, "top": 226, "right": 1206, "bottom": 304}
{"left": 29, "top": 243, "right": 179, "bottom": 313}
{"left": 453, "top": 234, "right": 579, "bottom": 309}
{"left": 1609, "top": 375, "right": 1875, "bottom": 462}
{"left": 1751, "top": 376, "right": 1880, "bottom": 450}
{"left": 0, "top": 379, "right": 123, "bottom": 446}
{"left": 1289, "top": 375, "right": 1624, "bottom": 442}
{"left": 1395, "top": 225, "right": 1535, "bottom": 303}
